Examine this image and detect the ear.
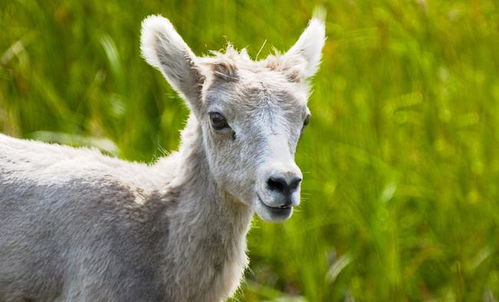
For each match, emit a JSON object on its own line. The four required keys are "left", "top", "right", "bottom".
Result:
{"left": 282, "top": 18, "right": 326, "bottom": 79}
{"left": 141, "top": 15, "right": 205, "bottom": 113}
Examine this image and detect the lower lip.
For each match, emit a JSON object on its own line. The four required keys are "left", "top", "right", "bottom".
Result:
{"left": 257, "top": 195, "right": 293, "bottom": 215}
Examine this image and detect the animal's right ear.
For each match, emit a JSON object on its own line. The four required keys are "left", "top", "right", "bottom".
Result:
{"left": 141, "top": 15, "right": 204, "bottom": 114}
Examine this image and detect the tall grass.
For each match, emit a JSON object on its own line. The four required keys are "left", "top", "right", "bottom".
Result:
{"left": 1, "top": 0, "right": 498, "bottom": 300}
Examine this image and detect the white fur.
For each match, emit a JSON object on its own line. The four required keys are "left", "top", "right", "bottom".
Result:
{"left": 0, "top": 15, "right": 325, "bottom": 301}
{"left": 284, "top": 18, "right": 326, "bottom": 78}
{"left": 140, "top": 15, "right": 188, "bottom": 69}
{"left": 141, "top": 15, "right": 204, "bottom": 109}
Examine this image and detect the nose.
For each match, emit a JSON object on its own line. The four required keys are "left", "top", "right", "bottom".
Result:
{"left": 266, "top": 174, "right": 302, "bottom": 202}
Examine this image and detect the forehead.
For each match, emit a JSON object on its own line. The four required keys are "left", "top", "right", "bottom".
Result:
{"left": 204, "top": 67, "right": 309, "bottom": 113}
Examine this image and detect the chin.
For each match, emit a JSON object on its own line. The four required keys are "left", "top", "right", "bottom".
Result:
{"left": 254, "top": 196, "right": 294, "bottom": 222}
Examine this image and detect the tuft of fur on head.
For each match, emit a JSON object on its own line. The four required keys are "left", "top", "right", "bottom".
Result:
{"left": 203, "top": 45, "right": 250, "bottom": 82}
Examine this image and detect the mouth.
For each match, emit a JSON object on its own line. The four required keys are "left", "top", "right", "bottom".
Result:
{"left": 257, "top": 194, "right": 292, "bottom": 209}
{"left": 256, "top": 194, "right": 293, "bottom": 221}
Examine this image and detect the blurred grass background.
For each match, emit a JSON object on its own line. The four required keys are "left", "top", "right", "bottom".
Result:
{"left": 1, "top": 0, "right": 498, "bottom": 301}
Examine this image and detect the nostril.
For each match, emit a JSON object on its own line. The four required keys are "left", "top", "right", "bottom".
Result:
{"left": 289, "top": 177, "right": 302, "bottom": 191}
{"left": 267, "top": 177, "right": 287, "bottom": 193}
{"left": 266, "top": 176, "right": 302, "bottom": 194}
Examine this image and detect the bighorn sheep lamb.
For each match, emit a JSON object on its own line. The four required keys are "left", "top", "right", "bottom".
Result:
{"left": 0, "top": 15, "right": 325, "bottom": 301}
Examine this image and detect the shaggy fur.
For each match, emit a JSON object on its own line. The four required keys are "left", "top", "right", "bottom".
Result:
{"left": 0, "top": 15, "right": 325, "bottom": 301}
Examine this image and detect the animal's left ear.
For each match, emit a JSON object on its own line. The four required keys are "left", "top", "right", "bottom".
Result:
{"left": 280, "top": 18, "right": 326, "bottom": 80}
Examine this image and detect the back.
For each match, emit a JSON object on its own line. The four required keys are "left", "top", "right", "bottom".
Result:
{"left": 0, "top": 134, "right": 171, "bottom": 301}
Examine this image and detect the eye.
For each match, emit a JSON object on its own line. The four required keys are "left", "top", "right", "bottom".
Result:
{"left": 209, "top": 112, "right": 229, "bottom": 130}
{"left": 303, "top": 114, "right": 311, "bottom": 127}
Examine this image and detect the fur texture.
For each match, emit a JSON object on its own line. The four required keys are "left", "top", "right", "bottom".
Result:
{"left": 0, "top": 15, "right": 325, "bottom": 301}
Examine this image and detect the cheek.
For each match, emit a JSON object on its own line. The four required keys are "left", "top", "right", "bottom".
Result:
{"left": 216, "top": 144, "right": 255, "bottom": 181}
{"left": 290, "top": 139, "right": 299, "bottom": 156}
{"left": 289, "top": 130, "right": 302, "bottom": 153}
{"left": 208, "top": 138, "right": 259, "bottom": 199}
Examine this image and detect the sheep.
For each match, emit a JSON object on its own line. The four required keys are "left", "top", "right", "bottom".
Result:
{"left": 0, "top": 15, "right": 325, "bottom": 301}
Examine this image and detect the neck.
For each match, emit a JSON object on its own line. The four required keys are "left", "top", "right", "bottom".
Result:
{"left": 157, "top": 114, "right": 253, "bottom": 301}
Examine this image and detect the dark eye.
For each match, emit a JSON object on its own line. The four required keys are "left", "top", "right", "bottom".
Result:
{"left": 209, "top": 112, "right": 229, "bottom": 130}
{"left": 303, "top": 115, "right": 311, "bottom": 127}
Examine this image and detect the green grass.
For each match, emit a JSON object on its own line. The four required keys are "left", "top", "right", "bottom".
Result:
{"left": 1, "top": 0, "right": 498, "bottom": 301}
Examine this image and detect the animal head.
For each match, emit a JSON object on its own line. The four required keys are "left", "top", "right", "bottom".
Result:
{"left": 141, "top": 15, "right": 325, "bottom": 222}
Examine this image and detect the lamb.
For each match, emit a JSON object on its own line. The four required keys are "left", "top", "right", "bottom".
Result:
{"left": 0, "top": 15, "right": 325, "bottom": 301}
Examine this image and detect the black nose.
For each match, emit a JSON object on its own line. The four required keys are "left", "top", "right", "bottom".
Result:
{"left": 267, "top": 176, "right": 302, "bottom": 196}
